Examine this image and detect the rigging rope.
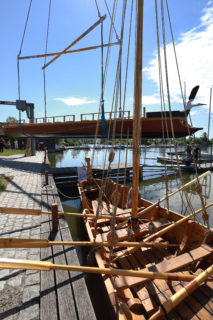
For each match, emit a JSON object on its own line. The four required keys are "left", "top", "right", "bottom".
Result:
{"left": 91, "top": 0, "right": 118, "bottom": 166}
{"left": 17, "top": 0, "right": 33, "bottom": 136}
{"left": 116, "top": 0, "right": 133, "bottom": 184}
{"left": 104, "top": 0, "right": 120, "bottom": 41}
{"left": 43, "top": 0, "right": 52, "bottom": 120}
{"left": 17, "top": 0, "right": 33, "bottom": 99}
{"left": 160, "top": 0, "right": 196, "bottom": 216}
{"left": 165, "top": 0, "right": 209, "bottom": 225}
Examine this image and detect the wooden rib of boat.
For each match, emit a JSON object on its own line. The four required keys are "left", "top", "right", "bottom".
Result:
{"left": 78, "top": 177, "right": 213, "bottom": 319}
{"left": 2, "top": 113, "right": 201, "bottom": 139}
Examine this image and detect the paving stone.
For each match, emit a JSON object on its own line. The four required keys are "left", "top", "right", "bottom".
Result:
{"left": 8, "top": 275, "right": 23, "bottom": 287}
{"left": 0, "top": 268, "right": 10, "bottom": 278}
{"left": 0, "top": 152, "right": 43, "bottom": 319}
{"left": 17, "top": 303, "right": 39, "bottom": 320}
{"left": 25, "top": 272, "right": 40, "bottom": 286}
{"left": 0, "top": 280, "right": 6, "bottom": 290}
{"left": 22, "top": 285, "right": 40, "bottom": 303}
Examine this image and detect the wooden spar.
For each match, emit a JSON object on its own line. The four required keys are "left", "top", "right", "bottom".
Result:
{"left": 132, "top": 0, "right": 143, "bottom": 219}
{"left": 19, "top": 42, "right": 120, "bottom": 60}
{"left": 0, "top": 207, "right": 42, "bottom": 215}
{"left": 150, "top": 264, "right": 213, "bottom": 320}
{"left": 0, "top": 238, "right": 178, "bottom": 249}
{"left": 113, "top": 201, "right": 213, "bottom": 261}
{"left": 0, "top": 257, "right": 205, "bottom": 282}
{"left": 0, "top": 207, "right": 126, "bottom": 220}
{"left": 138, "top": 170, "right": 211, "bottom": 217}
{"left": 42, "top": 15, "right": 106, "bottom": 69}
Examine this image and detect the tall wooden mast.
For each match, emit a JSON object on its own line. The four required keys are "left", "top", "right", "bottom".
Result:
{"left": 132, "top": 0, "right": 144, "bottom": 219}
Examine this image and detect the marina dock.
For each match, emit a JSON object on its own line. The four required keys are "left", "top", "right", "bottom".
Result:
{"left": 0, "top": 152, "right": 95, "bottom": 320}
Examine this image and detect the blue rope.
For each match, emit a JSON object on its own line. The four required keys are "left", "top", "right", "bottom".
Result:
{"left": 19, "top": 118, "right": 29, "bottom": 137}
{"left": 101, "top": 103, "right": 111, "bottom": 139}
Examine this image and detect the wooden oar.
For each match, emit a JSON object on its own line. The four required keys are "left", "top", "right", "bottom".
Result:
{"left": 0, "top": 207, "right": 126, "bottom": 221}
{"left": 138, "top": 170, "right": 211, "bottom": 217}
{"left": 150, "top": 264, "right": 213, "bottom": 320}
{"left": 0, "top": 257, "right": 205, "bottom": 282}
{"left": 113, "top": 202, "right": 213, "bottom": 261}
{"left": 0, "top": 238, "right": 178, "bottom": 249}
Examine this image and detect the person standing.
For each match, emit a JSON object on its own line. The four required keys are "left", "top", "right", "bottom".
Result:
{"left": 21, "top": 140, "right": 25, "bottom": 150}
{"left": 193, "top": 144, "right": 200, "bottom": 163}
{"left": 0, "top": 138, "right": 5, "bottom": 152}
{"left": 185, "top": 144, "right": 192, "bottom": 165}
{"left": 14, "top": 139, "right": 18, "bottom": 149}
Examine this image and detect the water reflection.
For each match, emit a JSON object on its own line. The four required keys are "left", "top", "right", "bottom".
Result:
{"left": 62, "top": 197, "right": 89, "bottom": 264}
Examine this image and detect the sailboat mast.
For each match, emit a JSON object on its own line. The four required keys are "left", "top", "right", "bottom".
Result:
{"left": 132, "top": 0, "right": 143, "bottom": 219}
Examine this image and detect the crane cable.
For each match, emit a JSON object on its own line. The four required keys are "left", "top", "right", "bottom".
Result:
{"left": 43, "top": 0, "right": 52, "bottom": 121}
{"left": 17, "top": 0, "right": 33, "bottom": 136}
{"left": 91, "top": 0, "right": 119, "bottom": 165}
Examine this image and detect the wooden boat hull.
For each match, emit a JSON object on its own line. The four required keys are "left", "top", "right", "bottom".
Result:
{"left": 78, "top": 178, "right": 213, "bottom": 319}
{"left": 2, "top": 117, "right": 201, "bottom": 138}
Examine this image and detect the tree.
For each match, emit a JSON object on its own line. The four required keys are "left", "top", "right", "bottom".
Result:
{"left": 6, "top": 116, "right": 17, "bottom": 123}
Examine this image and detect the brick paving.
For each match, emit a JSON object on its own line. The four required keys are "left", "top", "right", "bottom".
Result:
{"left": 0, "top": 152, "right": 44, "bottom": 320}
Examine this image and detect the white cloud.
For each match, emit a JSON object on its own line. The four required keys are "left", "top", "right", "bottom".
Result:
{"left": 144, "top": 3, "right": 213, "bottom": 108}
{"left": 190, "top": 110, "right": 198, "bottom": 116}
{"left": 54, "top": 97, "right": 97, "bottom": 106}
{"left": 142, "top": 95, "right": 160, "bottom": 105}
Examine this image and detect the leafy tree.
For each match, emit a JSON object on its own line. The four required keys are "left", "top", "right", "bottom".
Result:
{"left": 6, "top": 116, "right": 17, "bottom": 123}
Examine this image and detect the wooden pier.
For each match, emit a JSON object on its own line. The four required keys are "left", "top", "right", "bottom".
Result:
{"left": 40, "top": 170, "right": 96, "bottom": 320}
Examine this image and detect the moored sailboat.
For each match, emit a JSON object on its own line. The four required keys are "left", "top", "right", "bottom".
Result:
{"left": 78, "top": 0, "right": 213, "bottom": 319}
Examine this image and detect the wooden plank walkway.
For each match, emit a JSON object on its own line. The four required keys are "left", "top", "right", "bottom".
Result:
{"left": 40, "top": 172, "right": 96, "bottom": 320}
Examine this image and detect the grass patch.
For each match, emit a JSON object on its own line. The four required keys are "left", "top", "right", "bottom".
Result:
{"left": 0, "top": 176, "right": 12, "bottom": 192}
{"left": 0, "top": 149, "right": 24, "bottom": 156}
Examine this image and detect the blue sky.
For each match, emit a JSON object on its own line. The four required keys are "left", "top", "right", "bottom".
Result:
{"left": 0, "top": 0, "right": 213, "bottom": 137}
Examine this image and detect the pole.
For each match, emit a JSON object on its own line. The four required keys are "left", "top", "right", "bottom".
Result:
{"left": 132, "top": 0, "right": 144, "bottom": 220}
{"left": 208, "top": 87, "right": 212, "bottom": 141}
{"left": 42, "top": 15, "right": 106, "bottom": 69}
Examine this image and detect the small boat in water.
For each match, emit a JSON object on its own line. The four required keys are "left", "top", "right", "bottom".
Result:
{"left": 78, "top": 1, "right": 213, "bottom": 319}
{"left": 79, "top": 172, "right": 213, "bottom": 319}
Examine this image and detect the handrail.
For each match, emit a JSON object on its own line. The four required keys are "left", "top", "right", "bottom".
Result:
{"left": 81, "top": 110, "right": 131, "bottom": 121}
{"left": 4, "top": 111, "right": 132, "bottom": 126}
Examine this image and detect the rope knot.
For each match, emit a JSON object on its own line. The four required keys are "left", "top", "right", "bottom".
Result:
{"left": 107, "top": 231, "right": 118, "bottom": 246}
{"left": 196, "top": 184, "right": 202, "bottom": 195}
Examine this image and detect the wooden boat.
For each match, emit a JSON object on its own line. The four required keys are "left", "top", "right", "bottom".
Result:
{"left": 78, "top": 1, "right": 213, "bottom": 319}
{"left": 78, "top": 177, "right": 213, "bottom": 319}
{"left": 2, "top": 111, "right": 201, "bottom": 139}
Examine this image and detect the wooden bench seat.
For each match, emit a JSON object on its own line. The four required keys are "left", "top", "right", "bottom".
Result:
{"left": 114, "top": 244, "right": 213, "bottom": 290}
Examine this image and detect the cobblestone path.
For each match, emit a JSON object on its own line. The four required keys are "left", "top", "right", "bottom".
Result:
{"left": 0, "top": 152, "right": 44, "bottom": 320}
